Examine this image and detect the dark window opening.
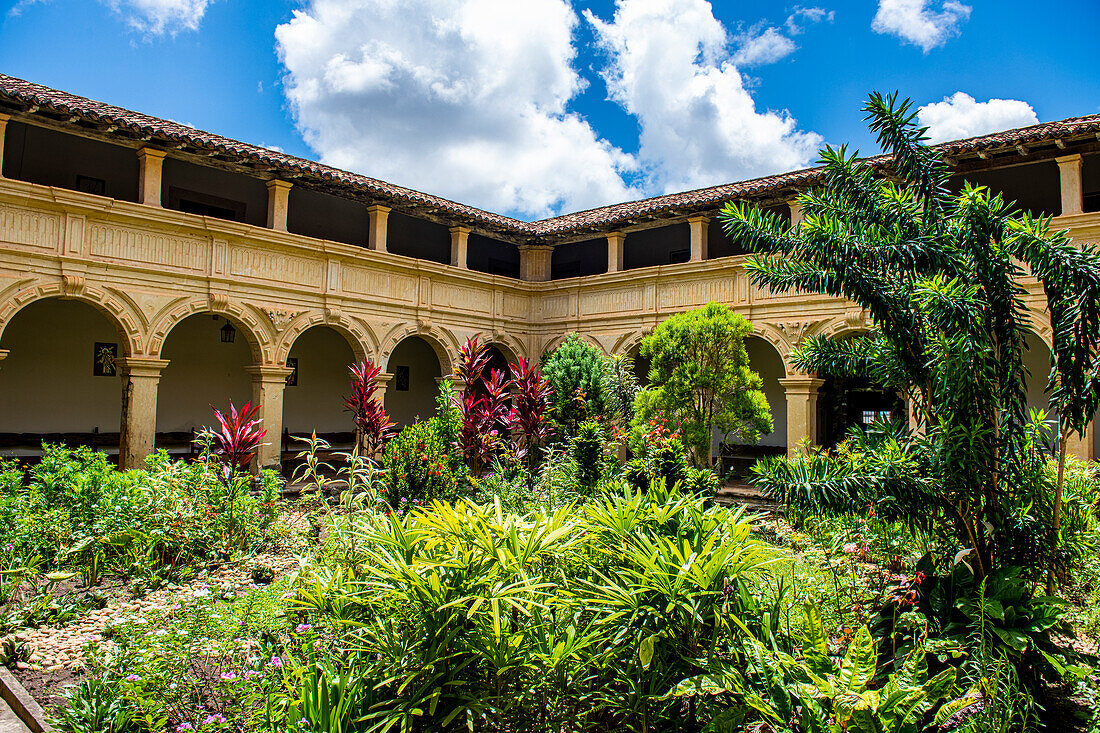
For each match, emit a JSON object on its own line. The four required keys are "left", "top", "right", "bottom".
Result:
{"left": 1084, "top": 191, "right": 1100, "bottom": 214}
{"left": 554, "top": 261, "right": 581, "bottom": 279}
{"left": 668, "top": 248, "right": 690, "bottom": 264}
{"left": 394, "top": 366, "right": 410, "bottom": 392}
{"left": 487, "top": 257, "right": 514, "bottom": 276}
{"left": 168, "top": 186, "right": 246, "bottom": 222}
{"left": 76, "top": 175, "right": 107, "bottom": 196}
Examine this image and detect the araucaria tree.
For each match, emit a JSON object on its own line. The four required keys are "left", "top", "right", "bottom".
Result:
{"left": 720, "top": 93, "right": 1100, "bottom": 581}
{"left": 634, "top": 302, "right": 773, "bottom": 468}
{"left": 541, "top": 334, "right": 606, "bottom": 436}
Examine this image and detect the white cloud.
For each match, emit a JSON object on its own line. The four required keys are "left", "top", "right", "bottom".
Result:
{"left": 104, "top": 0, "right": 211, "bottom": 35}
{"left": 274, "top": 0, "right": 638, "bottom": 219}
{"left": 785, "top": 6, "right": 834, "bottom": 35}
{"left": 871, "top": 0, "right": 971, "bottom": 52}
{"left": 917, "top": 92, "right": 1038, "bottom": 143}
{"left": 732, "top": 26, "right": 797, "bottom": 67}
{"left": 586, "top": 0, "right": 822, "bottom": 195}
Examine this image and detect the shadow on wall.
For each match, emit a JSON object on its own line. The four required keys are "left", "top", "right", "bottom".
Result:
{"left": 385, "top": 336, "right": 442, "bottom": 428}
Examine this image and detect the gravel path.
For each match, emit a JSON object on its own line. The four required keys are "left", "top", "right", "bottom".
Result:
{"left": 3, "top": 553, "right": 299, "bottom": 675}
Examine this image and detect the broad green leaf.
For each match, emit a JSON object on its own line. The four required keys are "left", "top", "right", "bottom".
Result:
{"left": 838, "top": 626, "right": 876, "bottom": 693}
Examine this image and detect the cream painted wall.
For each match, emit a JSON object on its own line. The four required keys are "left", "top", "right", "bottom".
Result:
{"left": 385, "top": 337, "right": 442, "bottom": 428}
{"left": 0, "top": 299, "right": 123, "bottom": 435}
{"left": 1023, "top": 331, "right": 1058, "bottom": 433}
{"left": 156, "top": 314, "right": 253, "bottom": 434}
{"left": 745, "top": 337, "right": 787, "bottom": 448}
{"left": 283, "top": 326, "right": 356, "bottom": 434}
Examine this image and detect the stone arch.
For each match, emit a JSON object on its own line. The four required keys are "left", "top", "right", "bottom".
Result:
{"left": 148, "top": 297, "right": 270, "bottom": 364}
{"left": 471, "top": 330, "right": 525, "bottom": 365}
{"left": 275, "top": 311, "right": 371, "bottom": 364}
{"left": 541, "top": 331, "right": 607, "bottom": 358}
{"left": 750, "top": 323, "right": 792, "bottom": 373}
{"left": 818, "top": 312, "right": 872, "bottom": 342}
{"left": 612, "top": 330, "right": 648, "bottom": 357}
{"left": 379, "top": 322, "right": 458, "bottom": 376}
{"left": 0, "top": 278, "right": 143, "bottom": 357}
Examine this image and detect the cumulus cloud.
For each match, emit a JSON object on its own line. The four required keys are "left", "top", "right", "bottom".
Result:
{"left": 732, "top": 26, "right": 797, "bottom": 67}
{"left": 274, "top": 0, "right": 638, "bottom": 219}
{"left": 586, "top": 0, "right": 822, "bottom": 195}
{"left": 785, "top": 5, "right": 834, "bottom": 35}
{"left": 917, "top": 92, "right": 1039, "bottom": 143}
{"left": 104, "top": 0, "right": 211, "bottom": 35}
{"left": 872, "top": 0, "right": 970, "bottom": 52}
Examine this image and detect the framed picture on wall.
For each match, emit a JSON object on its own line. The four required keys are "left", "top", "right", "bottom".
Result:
{"left": 395, "top": 365, "right": 410, "bottom": 391}
{"left": 93, "top": 342, "right": 117, "bottom": 376}
{"left": 286, "top": 358, "right": 299, "bottom": 387}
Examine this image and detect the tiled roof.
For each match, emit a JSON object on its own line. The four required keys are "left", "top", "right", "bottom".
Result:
{"left": 2, "top": 73, "right": 1098, "bottom": 241}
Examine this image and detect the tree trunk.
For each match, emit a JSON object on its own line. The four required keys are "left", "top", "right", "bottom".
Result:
{"left": 1048, "top": 424, "right": 1070, "bottom": 596}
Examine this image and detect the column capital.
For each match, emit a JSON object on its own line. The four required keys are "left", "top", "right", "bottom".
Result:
{"left": 0, "top": 112, "right": 11, "bottom": 123}
{"left": 366, "top": 204, "right": 392, "bottom": 215}
{"left": 245, "top": 364, "right": 295, "bottom": 382}
{"left": 367, "top": 204, "right": 390, "bottom": 252}
{"left": 606, "top": 231, "right": 625, "bottom": 273}
{"left": 778, "top": 376, "right": 825, "bottom": 392}
{"left": 116, "top": 357, "right": 170, "bottom": 377}
{"left": 449, "top": 225, "right": 471, "bottom": 235}
{"left": 136, "top": 147, "right": 168, "bottom": 162}
{"left": 265, "top": 178, "right": 293, "bottom": 192}
{"left": 686, "top": 214, "right": 710, "bottom": 224}
{"left": 0, "top": 348, "right": 9, "bottom": 362}
{"left": 450, "top": 226, "right": 470, "bottom": 268}
{"left": 1055, "top": 153, "right": 1084, "bottom": 166}
{"left": 1056, "top": 154, "right": 1084, "bottom": 216}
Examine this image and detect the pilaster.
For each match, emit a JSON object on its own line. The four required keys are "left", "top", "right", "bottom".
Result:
{"left": 450, "top": 226, "right": 470, "bottom": 269}
{"left": 266, "top": 179, "right": 293, "bottom": 231}
{"left": 1056, "top": 154, "right": 1084, "bottom": 216}
{"left": 0, "top": 113, "right": 9, "bottom": 178}
{"left": 246, "top": 365, "right": 295, "bottom": 470}
{"left": 136, "top": 148, "right": 167, "bottom": 207}
{"left": 367, "top": 205, "right": 391, "bottom": 252}
{"left": 779, "top": 375, "right": 824, "bottom": 456}
{"left": 518, "top": 244, "right": 553, "bottom": 282}
{"left": 117, "top": 357, "right": 170, "bottom": 470}
{"left": 1067, "top": 421, "right": 1095, "bottom": 462}
{"left": 688, "top": 216, "right": 709, "bottom": 262}
{"left": 607, "top": 232, "right": 625, "bottom": 273}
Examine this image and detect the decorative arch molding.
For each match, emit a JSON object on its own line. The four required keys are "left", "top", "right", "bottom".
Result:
{"left": 540, "top": 332, "right": 607, "bottom": 358}
{"left": 751, "top": 322, "right": 796, "bottom": 358}
{"left": 1026, "top": 310, "right": 1054, "bottom": 348}
{"left": 818, "top": 310, "right": 872, "bottom": 341}
{"left": 274, "top": 311, "right": 372, "bottom": 364}
{"left": 0, "top": 277, "right": 143, "bottom": 356}
{"left": 148, "top": 297, "right": 271, "bottom": 363}
{"left": 379, "top": 321, "right": 458, "bottom": 376}
{"left": 471, "top": 330, "right": 526, "bottom": 365}
{"left": 612, "top": 330, "right": 648, "bottom": 357}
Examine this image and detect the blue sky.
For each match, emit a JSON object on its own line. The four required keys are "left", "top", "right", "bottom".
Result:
{"left": 1, "top": 0, "right": 1097, "bottom": 220}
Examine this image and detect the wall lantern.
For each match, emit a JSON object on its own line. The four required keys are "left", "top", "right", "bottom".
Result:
{"left": 220, "top": 321, "right": 237, "bottom": 344}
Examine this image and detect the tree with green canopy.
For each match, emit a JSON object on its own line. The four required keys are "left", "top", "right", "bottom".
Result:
{"left": 633, "top": 302, "right": 773, "bottom": 468}
{"left": 719, "top": 92, "right": 1100, "bottom": 582}
{"left": 541, "top": 333, "right": 607, "bottom": 436}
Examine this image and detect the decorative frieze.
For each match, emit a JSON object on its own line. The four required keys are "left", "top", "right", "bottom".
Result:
{"left": 0, "top": 204, "right": 61, "bottom": 250}
{"left": 88, "top": 221, "right": 206, "bottom": 271}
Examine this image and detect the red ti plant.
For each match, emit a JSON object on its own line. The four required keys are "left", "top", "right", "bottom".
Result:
{"left": 210, "top": 400, "right": 266, "bottom": 480}
{"left": 344, "top": 360, "right": 395, "bottom": 455}
{"left": 454, "top": 337, "right": 512, "bottom": 476}
{"left": 506, "top": 357, "right": 554, "bottom": 475}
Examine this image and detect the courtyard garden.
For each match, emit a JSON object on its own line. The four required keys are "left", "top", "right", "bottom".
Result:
{"left": 2, "top": 97, "right": 1100, "bottom": 732}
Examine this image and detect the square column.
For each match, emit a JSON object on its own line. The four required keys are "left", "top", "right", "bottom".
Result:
{"left": 607, "top": 232, "right": 625, "bottom": 273}
{"left": 519, "top": 244, "right": 553, "bottom": 281}
{"left": 779, "top": 376, "right": 824, "bottom": 456}
{"left": 788, "top": 198, "right": 804, "bottom": 227}
{"left": 117, "top": 357, "right": 170, "bottom": 470}
{"left": 367, "top": 205, "right": 391, "bottom": 252}
{"left": 266, "top": 179, "right": 293, "bottom": 231}
{"left": 450, "top": 226, "right": 470, "bottom": 268}
{"left": 0, "top": 113, "right": 10, "bottom": 178}
{"left": 137, "top": 148, "right": 167, "bottom": 207}
{"left": 1056, "top": 154, "right": 1084, "bottom": 216}
{"left": 1068, "top": 421, "right": 1095, "bottom": 462}
{"left": 246, "top": 365, "right": 295, "bottom": 471}
{"left": 688, "top": 216, "right": 709, "bottom": 262}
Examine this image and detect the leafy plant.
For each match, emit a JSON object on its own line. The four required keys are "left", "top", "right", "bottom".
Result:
{"left": 541, "top": 334, "right": 607, "bottom": 436}
{"left": 344, "top": 360, "right": 395, "bottom": 455}
{"left": 455, "top": 337, "right": 512, "bottom": 476}
{"left": 507, "top": 356, "right": 555, "bottom": 476}
{"left": 634, "top": 302, "right": 773, "bottom": 467}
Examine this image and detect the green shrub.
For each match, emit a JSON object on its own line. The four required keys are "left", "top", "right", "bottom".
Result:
{"left": 541, "top": 334, "right": 607, "bottom": 436}
{"left": 381, "top": 420, "right": 457, "bottom": 504}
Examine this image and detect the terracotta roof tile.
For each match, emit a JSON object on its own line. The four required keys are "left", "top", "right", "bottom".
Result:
{"left": 2, "top": 74, "right": 1097, "bottom": 240}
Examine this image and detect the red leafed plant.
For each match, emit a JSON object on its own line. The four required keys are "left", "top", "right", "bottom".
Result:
{"left": 507, "top": 357, "right": 554, "bottom": 474}
{"left": 344, "top": 360, "right": 395, "bottom": 455}
{"left": 210, "top": 400, "right": 266, "bottom": 479}
{"left": 454, "top": 337, "right": 512, "bottom": 476}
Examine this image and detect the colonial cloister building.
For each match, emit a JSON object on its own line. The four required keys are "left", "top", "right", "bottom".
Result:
{"left": 0, "top": 74, "right": 1097, "bottom": 471}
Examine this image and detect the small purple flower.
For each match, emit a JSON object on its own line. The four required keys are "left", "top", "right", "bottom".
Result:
{"left": 219, "top": 672, "right": 238, "bottom": 681}
{"left": 244, "top": 670, "right": 262, "bottom": 678}
{"left": 176, "top": 725, "right": 194, "bottom": 732}
{"left": 295, "top": 624, "right": 313, "bottom": 634}
{"left": 269, "top": 655, "right": 283, "bottom": 668}
{"left": 125, "top": 674, "right": 141, "bottom": 682}
{"left": 202, "top": 714, "right": 227, "bottom": 725}
{"left": 3, "top": 543, "right": 12, "bottom": 552}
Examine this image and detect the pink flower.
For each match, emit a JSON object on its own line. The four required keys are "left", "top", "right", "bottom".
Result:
{"left": 268, "top": 655, "right": 282, "bottom": 668}
{"left": 125, "top": 674, "right": 141, "bottom": 682}
{"left": 202, "top": 714, "right": 227, "bottom": 725}
{"left": 176, "top": 725, "right": 194, "bottom": 732}
{"left": 295, "top": 624, "right": 313, "bottom": 634}
{"left": 842, "top": 543, "right": 858, "bottom": 554}
{"left": 219, "top": 672, "right": 238, "bottom": 681}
